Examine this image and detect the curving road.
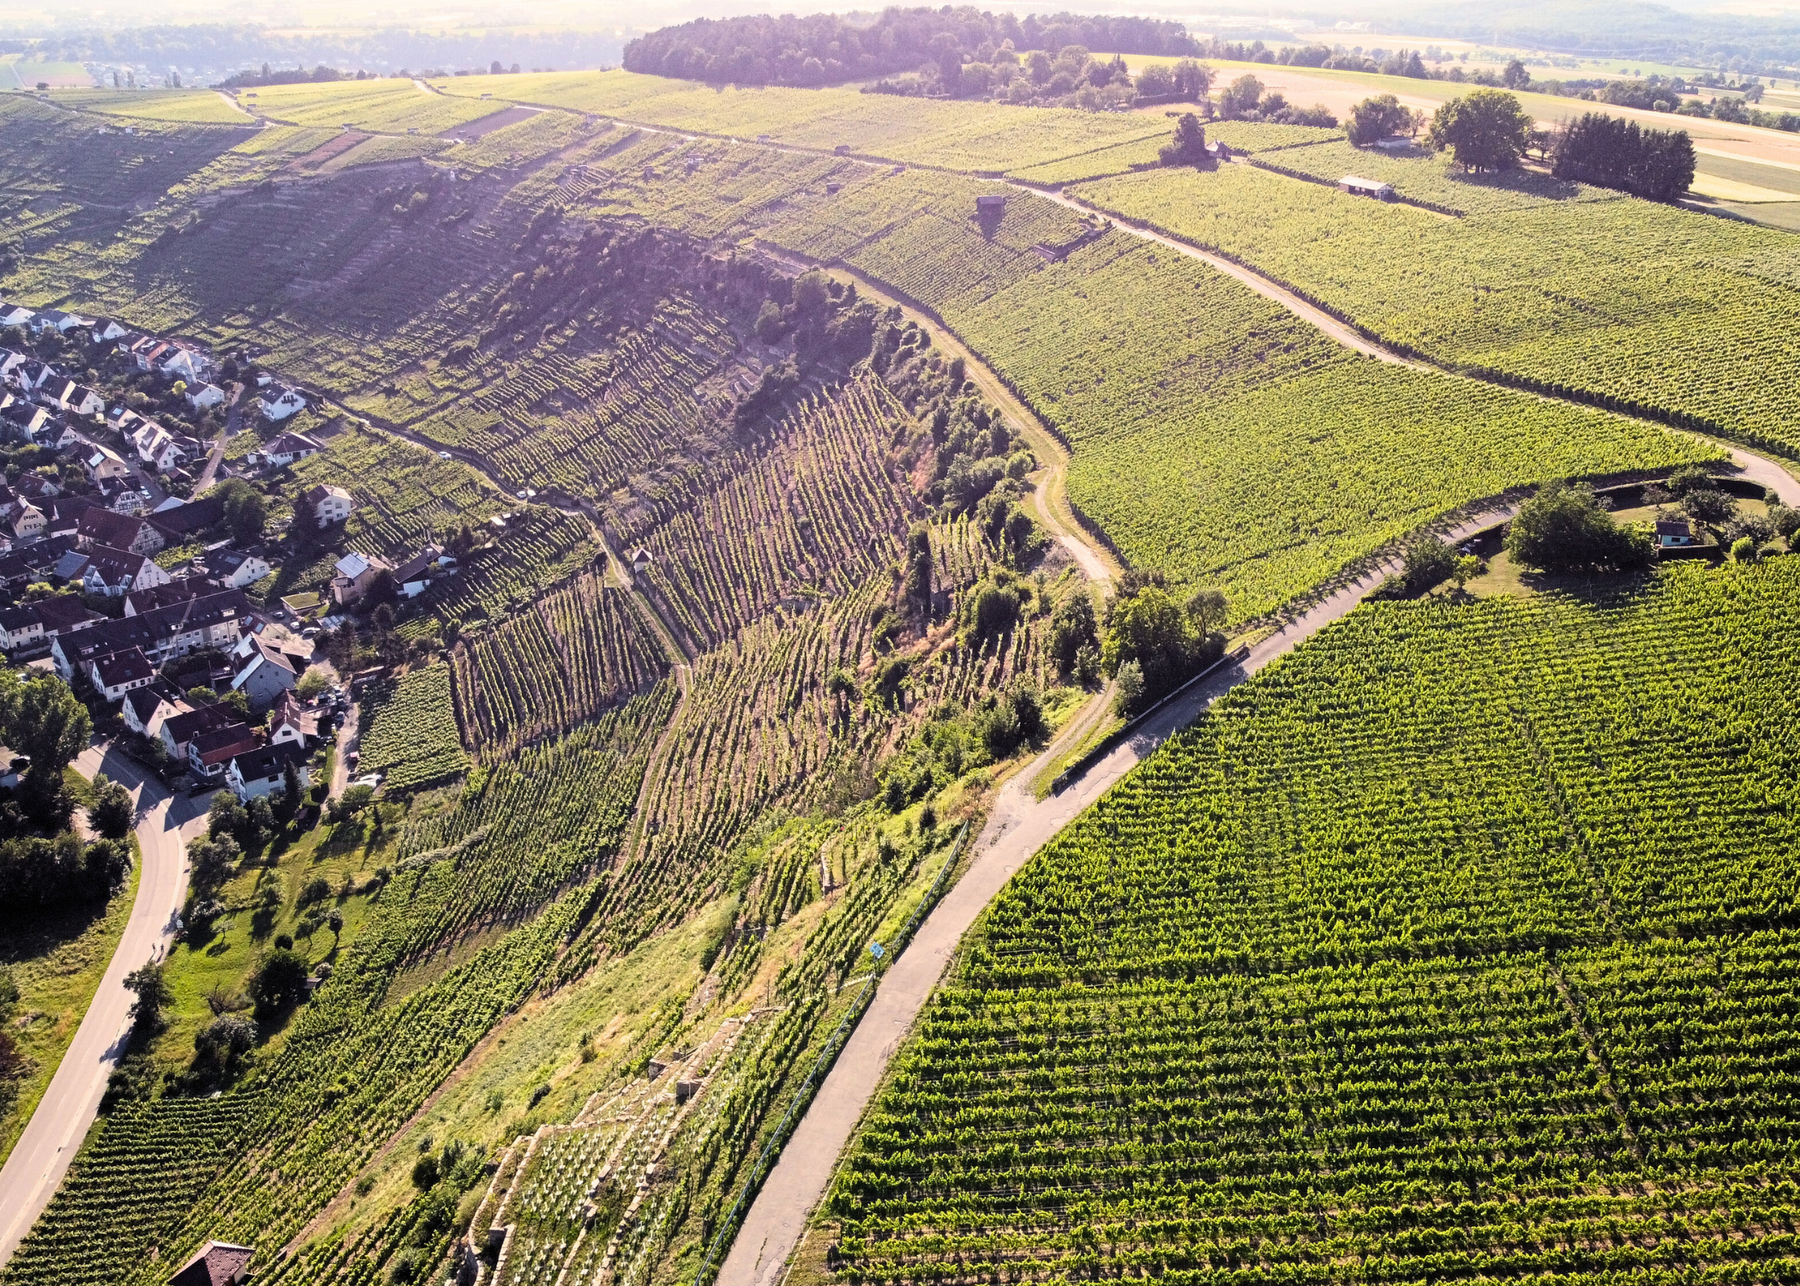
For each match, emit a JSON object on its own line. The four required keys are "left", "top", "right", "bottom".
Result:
{"left": 0, "top": 745, "right": 210, "bottom": 1266}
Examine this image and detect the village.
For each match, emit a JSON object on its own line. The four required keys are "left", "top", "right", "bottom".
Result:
{"left": 0, "top": 296, "right": 452, "bottom": 803}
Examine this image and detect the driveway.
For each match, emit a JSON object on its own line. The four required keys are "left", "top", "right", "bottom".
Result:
{"left": 0, "top": 743, "right": 210, "bottom": 1265}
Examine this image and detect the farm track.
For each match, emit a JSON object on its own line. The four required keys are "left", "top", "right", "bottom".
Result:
{"left": 715, "top": 494, "right": 1535, "bottom": 1286}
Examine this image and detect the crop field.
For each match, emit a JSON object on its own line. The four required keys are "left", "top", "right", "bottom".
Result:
{"left": 433, "top": 69, "right": 1170, "bottom": 173}
{"left": 52, "top": 88, "right": 255, "bottom": 125}
{"left": 241, "top": 78, "right": 507, "bottom": 135}
{"left": 1245, "top": 137, "right": 1625, "bottom": 214}
{"left": 451, "top": 571, "right": 667, "bottom": 755}
{"left": 1072, "top": 162, "right": 1800, "bottom": 456}
{"left": 354, "top": 666, "right": 469, "bottom": 792}
{"left": 831, "top": 559, "right": 1800, "bottom": 1284}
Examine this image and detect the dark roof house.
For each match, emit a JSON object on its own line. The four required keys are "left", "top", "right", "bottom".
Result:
{"left": 167, "top": 1240, "right": 253, "bottom": 1286}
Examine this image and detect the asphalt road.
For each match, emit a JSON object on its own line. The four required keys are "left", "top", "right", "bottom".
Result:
{"left": 0, "top": 744, "right": 210, "bottom": 1266}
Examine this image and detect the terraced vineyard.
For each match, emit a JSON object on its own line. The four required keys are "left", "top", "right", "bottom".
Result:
{"left": 354, "top": 666, "right": 469, "bottom": 792}
{"left": 242, "top": 78, "right": 507, "bottom": 135}
{"left": 829, "top": 559, "right": 1800, "bottom": 1284}
{"left": 451, "top": 572, "right": 667, "bottom": 755}
{"left": 616, "top": 378, "right": 921, "bottom": 653}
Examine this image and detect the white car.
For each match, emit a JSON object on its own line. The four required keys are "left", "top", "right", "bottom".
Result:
{"left": 438, "top": 451, "right": 452, "bottom": 460}
{"left": 350, "top": 773, "right": 383, "bottom": 790}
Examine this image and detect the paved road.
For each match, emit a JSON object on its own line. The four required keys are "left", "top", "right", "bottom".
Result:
{"left": 716, "top": 500, "right": 1530, "bottom": 1286}
{"left": 0, "top": 745, "right": 209, "bottom": 1266}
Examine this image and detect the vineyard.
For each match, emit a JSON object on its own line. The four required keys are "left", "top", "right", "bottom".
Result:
{"left": 451, "top": 572, "right": 668, "bottom": 755}
{"left": 1071, "top": 161, "right": 1800, "bottom": 456}
{"left": 240, "top": 78, "right": 507, "bottom": 135}
{"left": 354, "top": 666, "right": 469, "bottom": 793}
{"left": 828, "top": 559, "right": 1800, "bottom": 1284}
{"left": 616, "top": 378, "right": 922, "bottom": 654}
{"left": 52, "top": 88, "right": 256, "bottom": 124}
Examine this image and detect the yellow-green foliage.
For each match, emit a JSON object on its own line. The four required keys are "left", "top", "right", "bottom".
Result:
{"left": 356, "top": 665, "right": 469, "bottom": 792}
{"left": 434, "top": 69, "right": 1167, "bottom": 172}
{"left": 52, "top": 88, "right": 255, "bottom": 124}
{"left": 245, "top": 78, "right": 507, "bottom": 134}
{"left": 1072, "top": 161, "right": 1800, "bottom": 456}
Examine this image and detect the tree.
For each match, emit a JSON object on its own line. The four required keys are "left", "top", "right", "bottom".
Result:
{"left": 247, "top": 948, "right": 311, "bottom": 1016}
{"left": 1183, "top": 588, "right": 1228, "bottom": 637}
{"left": 212, "top": 478, "right": 268, "bottom": 544}
{"left": 1426, "top": 89, "right": 1533, "bottom": 171}
{"left": 1681, "top": 487, "right": 1735, "bottom": 525}
{"left": 1100, "top": 586, "right": 1194, "bottom": 694}
{"left": 89, "top": 774, "right": 134, "bottom": 840}
{"left": 791, "top": 270, "right": 831, "bottom": 315}
{"left": 1112, "top": 660, "right": 1145, "bottom": 717}
{"left": 2, "top": 673, "right": 92, "bottom": 816}
{"left": 1451, "top": 554, "right": 1483, "bottom": 592}
{"left": 1552, "top": 112, "right": 1694, "bottom": 202}
{"left": 903, "top": 522, "right": 933, "bottom": 619}
{"left": 1158, "top": 113, "right": 1207, "bottom": 165}
{"left": 1504, "top": 481, "right": 1655, "bottom": 572}
{"left": 1218, "top": 74, "right": 1263, "bottom": 119}
{"left": 1049, "top": 593, "right": 1100, "bottom": 680}
{"left": 1501, "top": 58, "right": 1530, "bottom": 89}
{"left": 193, "top": 1013, "right": 256, "bottom": 1074}
{"left": 188, "top": 833, "right": 242, "bottom": 897}
{"left": 1345, "top": 93, "right": 1412, "bottom": 146}
{"left": 1401, "top": 536, "right": 1457, "bottom": 591}
{"left": 282, "top": 761, "right": 303, "bottom": 817}
{"left": 295, "top": 668, "right": 329, "bottom": 701}
{"left": 124, "top": 960, "right": 173, "bottom": 1036}
{"left": 1731, "top": 535, "right": 1757, "bottom": 563}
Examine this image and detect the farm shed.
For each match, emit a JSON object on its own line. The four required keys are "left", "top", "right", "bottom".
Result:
{"left": 1338, "top": 175, "right": 1396, "bottom": 200}
{"left": 975, "top": 194, "right": 1006, "bottom": 214}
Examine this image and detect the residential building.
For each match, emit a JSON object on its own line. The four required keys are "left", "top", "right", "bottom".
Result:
{"left": 329, "top": 550, "right": 391, "bottom": 606}
{"left": 306, "top": 483, "right": 352, "bottom": 528}
{"left": 53, "top": 381, "right": 105, "bottom": 417}
{"left": 88, "top": 647, "right": 157, "bottom": 702}
{"left": 30, "top": 308, "right": 90, "bottom": 335}
{"left": 1656, "top": 518, "right": 1696, "bottom": 548}
{"left": 80, "top": 543, "right": 173, "bottom": 597}
{"left": 33, "top": 592, "right": 104, "bottom": 638}
{"left": 160, "top": 347, "right": 208, "bottom": 384}
{"left": 188, "top": 722, "right": 261, "bottom": 783}
{"left": 231, "top": 631, "right": 308, "bottom": 707}
{"left": 90, "top": 317, "right": 130, "bottom": 343}
{"left": 0, "top": 303, "right": 34, "bottom": 328}
{"left": 158, "top": 702, "right": 240, "bottom": 762}
{"left": 226, "top": 742, "right": 309, "bottom": 801}
{"left": 257, "top": 383, "right": 307, "bottom": 421}
{"left": 269, "top": 689, "right": 321, "bottom": 747}
{"left": 393, "top": 545, "right": 444, "bottom": 599}
{"left": 77, "top": 507, "right": 165, "bottom": 556}
{"left": 0, "top": 605, "right": 45, "bottom": 652}
{"left": 52, "top": 588, "right": 252, "bottom": 680}
{"left": 121, "top": 680, "right": 190, "bottom": 740}
{"left": 210, "top": 549, "right": 271, "bottom": 589}
{"left": 250, "top": 431, "right": 322, "bottom": 468}
{"left": 146, "top": 496, "right": 224, "bottom": 545}
{"left": 12, "top": 502, "right": 44, "bottom": 542}
{"left": 84, "top": 446, "right": 131, "bottom": 485}
{"left": 185, "top": 381, "right": 226, "bottom": 411}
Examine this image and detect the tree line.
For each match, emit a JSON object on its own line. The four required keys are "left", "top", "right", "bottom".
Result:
{"left": 623, "top": 7, "right": 1197, "bottom": 88}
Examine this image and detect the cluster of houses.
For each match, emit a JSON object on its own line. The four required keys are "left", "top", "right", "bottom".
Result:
{"left": 0, "top": 297, "right": 316, "bottom": 503}
{"left": 0, "top": 566, "right": 323, "bottom": 799}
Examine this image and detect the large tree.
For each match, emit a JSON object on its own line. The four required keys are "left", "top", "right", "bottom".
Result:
{"left": 0, "top": 672, "right": 92, "bottom": 814}
{"left": 1426, "top": 89, "right": 1534, "bottom": 171}
{"left": 1505, "top": 481, "right": 1655, "bottom": 572}
{"left": 1345, "top": 93, "right": 1412, "bottom": 146}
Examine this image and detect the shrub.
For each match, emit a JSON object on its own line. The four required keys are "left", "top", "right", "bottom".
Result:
{"left": 248, "top": 948, "right": 311, "bottom": 1016}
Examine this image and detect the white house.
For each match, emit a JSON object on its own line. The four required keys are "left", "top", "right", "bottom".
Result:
{"left": 226, "top": 742, "right": 310, "bottom": 801}
{"left": 0, "top": 304, "right": 34, "bottom": 328}
{"left": 160, "top": 348, "right": 208, "bottom": 383}
{"left": 185, "top": 381, "right": 226, "bottom": 411}
{"left": 251, "top": 432, "right": 321, "bottom": 468}
{"left": 230, "top": 631, "right": 306, "bottom": 707}
{"left": 210, "top": 548, "right": 271, "bottom": 589}
{"left": 12, "top": 502, "right": 45, "bottom": 542}
{"left": 258, "top": 384, "right": 307, "bottom": 421}
{"left": 84, "top": 446, "right": 131, "bottom": 485}
{"left": 306, "top": 483, "right": 352, "bottom": 528}
{"left": 31, "top": 308, "right": 91, "bottom": 335}
{"left": 54, "top": 381, "right": 105, "bottom": 417}
{"left": 90, "top": 317, "right": 131, "bottom": 343}
{"left": 0, "top": 605, "right": 45, "bottom": 652}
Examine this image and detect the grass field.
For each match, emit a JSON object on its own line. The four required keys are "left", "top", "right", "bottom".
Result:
{"left": 0, "top": 848, "right": 138, "bottom": 1171}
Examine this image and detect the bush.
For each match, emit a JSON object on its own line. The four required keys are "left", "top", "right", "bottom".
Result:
{"left": 1402, "top": 536, "right": 1457, "bottom": 592}
{"left": 248, "top": 948, "right": 311, "bottom": 1016}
